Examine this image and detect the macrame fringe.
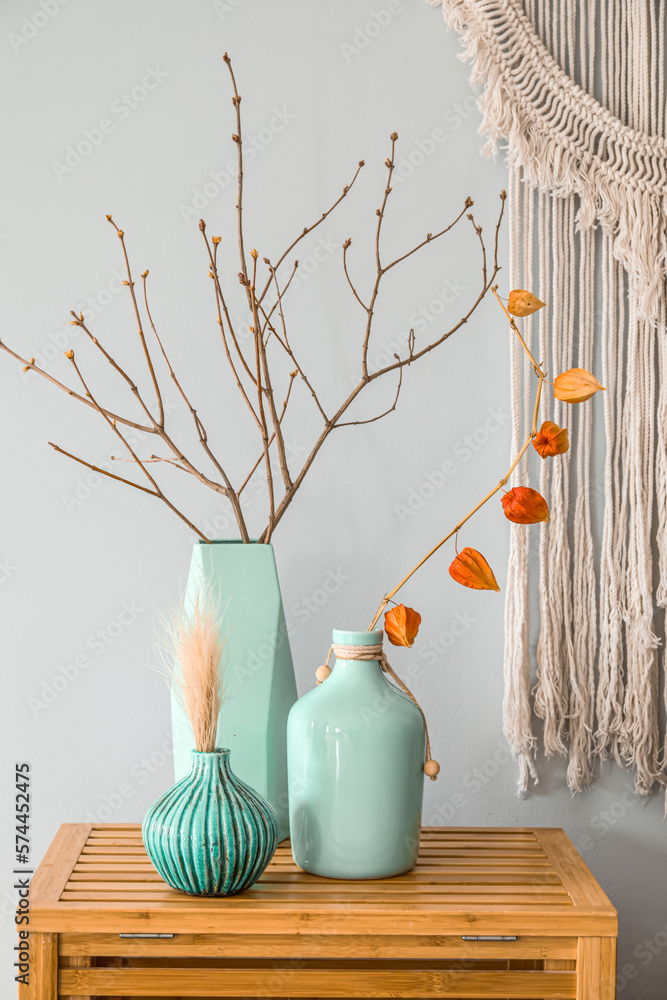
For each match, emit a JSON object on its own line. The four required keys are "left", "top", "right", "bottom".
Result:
{"left": 434, "top": 0, "right": 667, "bottom": 802}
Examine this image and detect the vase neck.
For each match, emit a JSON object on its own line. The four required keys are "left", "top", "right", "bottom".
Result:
{"left": 190, "top": 749, "right": 231, "bottom": 776}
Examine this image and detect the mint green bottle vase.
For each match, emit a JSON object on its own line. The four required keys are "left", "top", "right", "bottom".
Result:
{"left": 286, "top": 629, "right": 426, "bottom": 879}
{"left": 171, "top": 542, "right": 297, "bottom": 842}
{"left": 143, "top": 748, "right": 278, "bottom": 896}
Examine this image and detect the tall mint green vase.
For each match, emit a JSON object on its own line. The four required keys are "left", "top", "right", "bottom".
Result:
{"left": 286, "top": 629, "right": 426, "bottom": 879}
{"left": 172, "top": 541, "right": 297, "bottom": 841}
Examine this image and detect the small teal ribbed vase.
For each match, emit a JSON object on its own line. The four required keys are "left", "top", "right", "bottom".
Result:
{"left": 142, "top": 748, "right": 278, "bottom": 896}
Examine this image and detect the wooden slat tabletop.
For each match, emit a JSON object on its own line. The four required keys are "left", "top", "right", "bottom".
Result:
{"left": 29, "top": 824, "right": 616, "bottom": 937}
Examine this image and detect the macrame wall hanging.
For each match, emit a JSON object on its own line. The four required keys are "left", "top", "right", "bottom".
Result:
{"left": 433, "top": 0, "right": 667, "bottom": 802}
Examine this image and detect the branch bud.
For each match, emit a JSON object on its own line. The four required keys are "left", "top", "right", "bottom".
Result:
{"left": 232, "top": 134, "right": 240, "bottom": 143}
{"left": 359, "top": 160, "right": 365, "bottom": 167}
{"left": 343, "top": 238, "right": 352, "bottom": 249}
{"left": 117, "top": 230, "right": 124, "bottom": 238}
{"left": 390, "top": 131, "right": 398, "bottom": 141}
{"left": 141, "top": 270, "right": 149, "bottom": 278}
{"left": 105, "top": 214, "right": 112, "bottom": 221}
{"left": 250, "top": 248, "right": 258, "bottom": 260}
{"left": 65, "top": 350, "right": 74, "bottom": 359}
{"left": 212, "top": 236, "right": 222, "bottom": 245}
{"left": 199, "top": 219, "right": 206, "bottom": 231}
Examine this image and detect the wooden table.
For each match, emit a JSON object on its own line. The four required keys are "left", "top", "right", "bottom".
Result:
{"left": 21, "top": 824, "right": 617, "bottom": 998}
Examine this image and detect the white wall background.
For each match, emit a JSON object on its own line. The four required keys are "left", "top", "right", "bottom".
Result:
{"left": 0, "top": 1, "right": 664, "bottom": 996}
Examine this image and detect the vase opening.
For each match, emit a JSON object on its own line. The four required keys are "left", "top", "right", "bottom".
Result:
{"left": 196, "top": 538, "right": 261, "bottom": 545}
{"left": 332, "top": 629, "right": 383, "bottom": 646}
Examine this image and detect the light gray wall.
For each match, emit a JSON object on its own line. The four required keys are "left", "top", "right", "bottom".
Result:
{"left": 0, "top": 1, "right": 664, "bottom": 996}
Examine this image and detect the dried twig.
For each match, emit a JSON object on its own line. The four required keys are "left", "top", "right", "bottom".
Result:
{"left": 368, "top": 280, "right": 543, "bottom": 630}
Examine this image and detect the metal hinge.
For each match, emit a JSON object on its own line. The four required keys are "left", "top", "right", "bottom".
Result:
{"left": 118, "top": 933, "right": 174, "bottom": 939}
{"left": 462, "top": 935, "right": 518, "bottom": 941}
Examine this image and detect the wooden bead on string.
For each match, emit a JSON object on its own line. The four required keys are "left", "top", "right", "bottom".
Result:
{"left": 423, "top": 759, "right": 440, "bottom": 780}
{"left": 315, "top": 664, "right": 332, "bottom": 684}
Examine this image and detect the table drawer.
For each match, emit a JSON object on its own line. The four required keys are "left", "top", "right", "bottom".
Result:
{"left": 59, "top": 957, "right": 578, "bottom": 998}
{"left": 59, "top": 931, "right": 578, "bottom": 960}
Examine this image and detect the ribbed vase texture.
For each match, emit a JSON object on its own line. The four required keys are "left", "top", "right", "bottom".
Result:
{"left": 142, "top": 749, "right": 278, "bottom": 896}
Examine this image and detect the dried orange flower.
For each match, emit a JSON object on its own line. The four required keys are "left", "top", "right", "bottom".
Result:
{"left": 553, "top": 368, "right": 605, "bottom": 403}
{"left": 533, "top": 420, "right": 569, "bottom": 459}
{"left": 501, "top": 486, "right": 550, "bottom": 524}
{"left": 508, "top": 289, "right": 546, "bottom": 317}
{"left": 449, "top": 547, "right": 500, "bottom": 592}
{"left": 385, "top": 604, "right": 421, "bottom": 647}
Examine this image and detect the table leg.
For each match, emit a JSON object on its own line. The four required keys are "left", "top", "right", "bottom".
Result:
{"left": 27, "top": 933, "right": 58, "bottom": 1000}
{"left": 577, "top": 937, "right": 617, "bottom": 1000}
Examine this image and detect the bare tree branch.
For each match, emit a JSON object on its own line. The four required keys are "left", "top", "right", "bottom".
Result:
{"left": 238, "top": 370, "right": 297, "bottom": 496}
{"left": 256, "top": 160, "right": 365, "bottom": 304}
{"left": 342, "top": 239, "right": 368, "bottom": 311}
{"left": 107, "top": 216, "right": 164, "bottom": 426}
{"left": 5, "top": 54, "right": 506, "bottom": 550}
{"left": 336, "top": 363, "right": 403, "bottom": 428}
{"left": 0, "top": 341, "right": 152, "bottom": 432}
{"left": 49, "top": 443, "right": 158, "bottom": 495}
{"left": 64, "top": 350, "right": 210, "bottom": 540}
{"left": 141, "top": 269, "right": 250, "bottom": 540}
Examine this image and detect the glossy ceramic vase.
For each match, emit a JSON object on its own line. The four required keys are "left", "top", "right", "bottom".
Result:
{"left": 143, "top": 748, "right": 278, "bottom": 896}
{"left": 287, "top": 629, "right": 426, "bottom": 879}
{"left": 171, "top": 541, "right": 297, "bottom": 841}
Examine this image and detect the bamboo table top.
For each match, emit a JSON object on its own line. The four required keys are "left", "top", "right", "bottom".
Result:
{"left": 29, "top": 824, "right": 616, "bottom": 938}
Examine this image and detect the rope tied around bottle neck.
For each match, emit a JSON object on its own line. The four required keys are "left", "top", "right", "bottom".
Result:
{"left": 316, "top": 642, "right": 440, "bottom": 781}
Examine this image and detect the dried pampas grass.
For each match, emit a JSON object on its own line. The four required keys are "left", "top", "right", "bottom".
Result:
{"left": 156, "top": 590, "right": 226, "bottom": 753}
